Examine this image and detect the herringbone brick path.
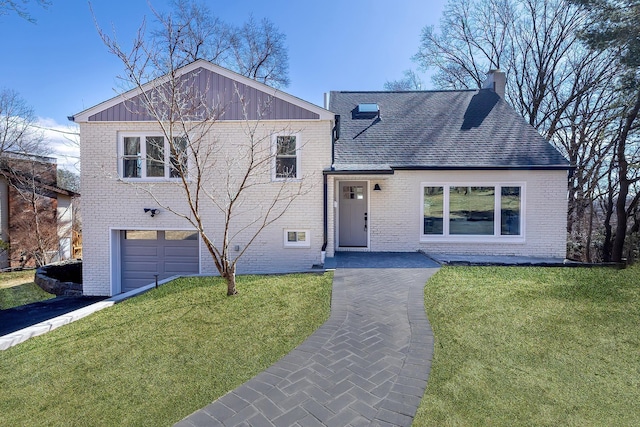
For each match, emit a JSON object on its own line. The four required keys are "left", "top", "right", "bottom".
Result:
{"left": 176, "top": 253, "right": 439, "bottom": 427}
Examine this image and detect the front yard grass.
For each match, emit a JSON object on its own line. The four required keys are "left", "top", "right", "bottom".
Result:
{"left": 0, "top": 269, "right": 54, "bottom": 310}
{"left": 0, "top": 273, "right": 333, "bottom": 426}
{"left": 415, "top": 266, "right": 640, "bottom": 426}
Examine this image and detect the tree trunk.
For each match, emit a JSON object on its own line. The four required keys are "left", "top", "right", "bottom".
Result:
{"left": 586, "top": 201, "right": 594, "bottom": 263}
{"left": 611, "top": 90, "right": 640, "bottom": 263}
{"left": 222, "top": 263, "right": 238, "bottom": 296}
{"left": 612, "top": 175, "right": 629, "bottom": 263}
{"left": 602, "top": 170, "right": 616, "bottom": 262}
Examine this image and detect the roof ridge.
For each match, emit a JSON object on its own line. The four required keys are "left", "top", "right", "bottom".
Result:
{"left": 332, "top": 89, "right": 479, "bottom": 94}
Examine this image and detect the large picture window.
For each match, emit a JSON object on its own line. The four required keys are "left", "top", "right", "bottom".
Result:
{"left": 449, "top": 186, "right": 495, "bottom": 235}
{"left": 422, "top": 184, "right": 523, "bottom": 239}
{"left": 119, "top": 133, "right": 188, "bottom": 179}
{"left": 273, "top": 133, "right": 300, "bottom": 180}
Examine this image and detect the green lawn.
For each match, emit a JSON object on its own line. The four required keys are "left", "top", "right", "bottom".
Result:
{"left": 415, "top": 266, "right": 640, "bottom": 427}
{"left": 0, "top": 273, "right": 333, "bottom": 426}
{"left": 0, "top": 270, "right": 54, "bottom": 310}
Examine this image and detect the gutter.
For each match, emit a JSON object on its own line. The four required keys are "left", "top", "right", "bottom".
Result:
{"left": 323, "top": 165, "right": 573, "bottom": 176}
{"left": 323, "top": 169, "right": 395, "bottom": 175}
{"left": 390, "top": 165, "right": 574, "bottom": 171}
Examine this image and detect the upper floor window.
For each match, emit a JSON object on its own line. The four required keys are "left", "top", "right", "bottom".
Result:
{"left": 119, "top": 133, "right": 188, "bottom": 179}
{"left": 273, "top": 133, "right": 300, "bottom": 180}
{"left": 422, "top": 183, "right": 524, "bottom": 239}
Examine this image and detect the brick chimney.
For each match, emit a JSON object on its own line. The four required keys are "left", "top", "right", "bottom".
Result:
{"left": 482, "top": 69, "right": 506, "bottom": 98}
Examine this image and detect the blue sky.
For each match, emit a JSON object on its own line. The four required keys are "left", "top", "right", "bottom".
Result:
{"left": 0, "top": 0, "right": 446, "bottom": 168}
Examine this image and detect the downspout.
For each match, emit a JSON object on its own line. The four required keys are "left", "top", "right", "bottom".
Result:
{"left": 332, "top": 114, "right": 340, "bottom": 169}
{"left": 322, "top": 114, "right": 340, "bottom": 262}
{"left": 322, "top": 173, "right": 328, "bottom": 260}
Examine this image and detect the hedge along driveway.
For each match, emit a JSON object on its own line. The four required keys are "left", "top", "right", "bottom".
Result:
{"left": 0, "top": 273, "right": 333, "bottom": 426}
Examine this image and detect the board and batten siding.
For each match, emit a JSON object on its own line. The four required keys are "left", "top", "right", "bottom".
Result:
{"left": 88, "top": 68, "right": 320, "bottom": 122}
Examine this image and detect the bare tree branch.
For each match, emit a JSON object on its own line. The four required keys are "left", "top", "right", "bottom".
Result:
{"left": 94, "top": 11, "right": 310, "bottom": 294}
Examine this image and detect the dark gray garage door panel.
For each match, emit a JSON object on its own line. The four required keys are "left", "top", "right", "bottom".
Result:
{"left": 121, "top": 230, "right": 199, "bottom": 293}
{"left": 163, "top": 244, "right": 199, "bottom": 276}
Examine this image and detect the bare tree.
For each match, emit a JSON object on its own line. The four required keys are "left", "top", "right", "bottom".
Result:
{"left": 414, "top": 0, "right": 621, "bottom": 261}
{"left": 0, "top": 0, "right": 50, "bottom": 23}
{"left": 384, "top": 69, "right": 423, "bottom": 91}
{"left": 56, "top": 168, "right": 79, "bottom": 192}
{"left": 0, "top": 88, "right": 44, "bottom": 155}
{"left": 415, "top": 0, "right": 616, "bottom": 137}
{"left": 567, "top": 0, "right": 640, "bottom": 262}
{"left": 230, "top": 15, "right": 290, "bottom": 88}
{"left": 150, "top": 0, "right": 290, "bottom": 88}
{"left": 96, "top": 15, "right": 310, "bottom": 295}
{"left": 151, "top": 0, "right": 232, "bottom": 69}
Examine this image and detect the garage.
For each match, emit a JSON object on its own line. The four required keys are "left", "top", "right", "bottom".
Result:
{"left": 120, "top": 230, "right": 199, "bottom": 293}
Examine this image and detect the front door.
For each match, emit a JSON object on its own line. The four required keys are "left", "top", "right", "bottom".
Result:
{"left": 339, "top": 181, "right": 368, "bottom": 247}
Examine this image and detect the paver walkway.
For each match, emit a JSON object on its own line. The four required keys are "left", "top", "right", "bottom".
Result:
{"left": 176, "top": 252, "right": 439, "bottom": 426}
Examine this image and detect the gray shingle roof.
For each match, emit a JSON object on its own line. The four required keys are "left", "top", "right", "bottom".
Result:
{"left": 329, "top": 90, "right": 570, "bottom": 170}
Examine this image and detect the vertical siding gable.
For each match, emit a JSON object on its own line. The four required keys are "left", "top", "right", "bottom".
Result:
{"left": 88, "top": 67, "right": 320, "bottom": 122}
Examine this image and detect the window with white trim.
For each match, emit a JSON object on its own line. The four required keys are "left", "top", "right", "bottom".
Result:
{"left": 119, "top": 133, "right": 188, "bottom": 179}
{"left": 284, "top": 229, "right": 310, "bottom": 247}
{"left": 421, "top": 184, "right": 523, "bottom": 239}
{"left": 273, "top": 134, "right": 300, "bottom": 179}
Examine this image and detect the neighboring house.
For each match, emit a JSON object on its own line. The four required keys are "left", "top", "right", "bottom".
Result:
{"left": 72, "top": 61, "right": 570, "bottom": 297}
{"left": 0, "top": 152, "right": 78, "bottom": 269}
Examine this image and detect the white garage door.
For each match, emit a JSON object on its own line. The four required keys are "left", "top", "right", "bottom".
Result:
{"left": 121, "top": 230, "right": 199, "bottom": 293}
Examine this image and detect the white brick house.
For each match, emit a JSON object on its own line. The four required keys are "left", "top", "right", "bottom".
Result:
{"left": 71, "top": 61, "right": 334, "bottom": 296}
{"left": 326, "top": 85, "right": 570, "bottom": 259}
{"left": 72, "top": 62, "right": 570, "bottom": 296}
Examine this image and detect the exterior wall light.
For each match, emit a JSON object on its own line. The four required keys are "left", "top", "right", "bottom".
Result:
{"left": 144, "top": 208, "right": 160, "bottom": 217}
{"left": 373, "top": 183, "right": 382, "bottom": 191}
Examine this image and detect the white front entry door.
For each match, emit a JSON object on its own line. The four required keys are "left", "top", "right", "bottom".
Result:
{"left": 339, "top": 181, "right": 368, "bottom": 247}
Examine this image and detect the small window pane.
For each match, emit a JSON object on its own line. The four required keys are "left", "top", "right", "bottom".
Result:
{"left": 125, "top": 230, "right": 158, "bottom": 240}
{"left": 146, "top": 136, "right": 165, "bottom": 177}
{"left": 124, "top": 137, "right": 140, "bottom": 155}
{"left": 123, "top": 158, "right": 141, "bottom": 178}
{"left": 343, "top": 186, "right": 364, "bottom": 200}
{"left": 297, "top": 231, "right": 306, "bottom": 242}
{"left": 276, "top": 158, "right": 297, "bottom": 178}
{"left": 501, "top": 187, "right": 521, "bottom": 235}
{"left": 165, "top": 230, "right": 198, "bottom": 240}
{"left": 277, "top": 136, "right": 296, "bottom": 155}
{"left": 449, "top": 186, "right": 495, "bottom": 235}
{"left": 123, "top": 137, "right": 141, "bottom": 178}
{"left": 287, "top": 231, "right": 297, "bottom": 242}
{"left": 170, "top": 137, "right": 188, "bottom": 178}
{"left": 423, "top": 187, "right": 444, "bottom": 235}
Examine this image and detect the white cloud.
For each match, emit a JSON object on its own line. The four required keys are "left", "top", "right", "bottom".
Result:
{"left": 35, "top": 117, "right": 80, "bottom": 173}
